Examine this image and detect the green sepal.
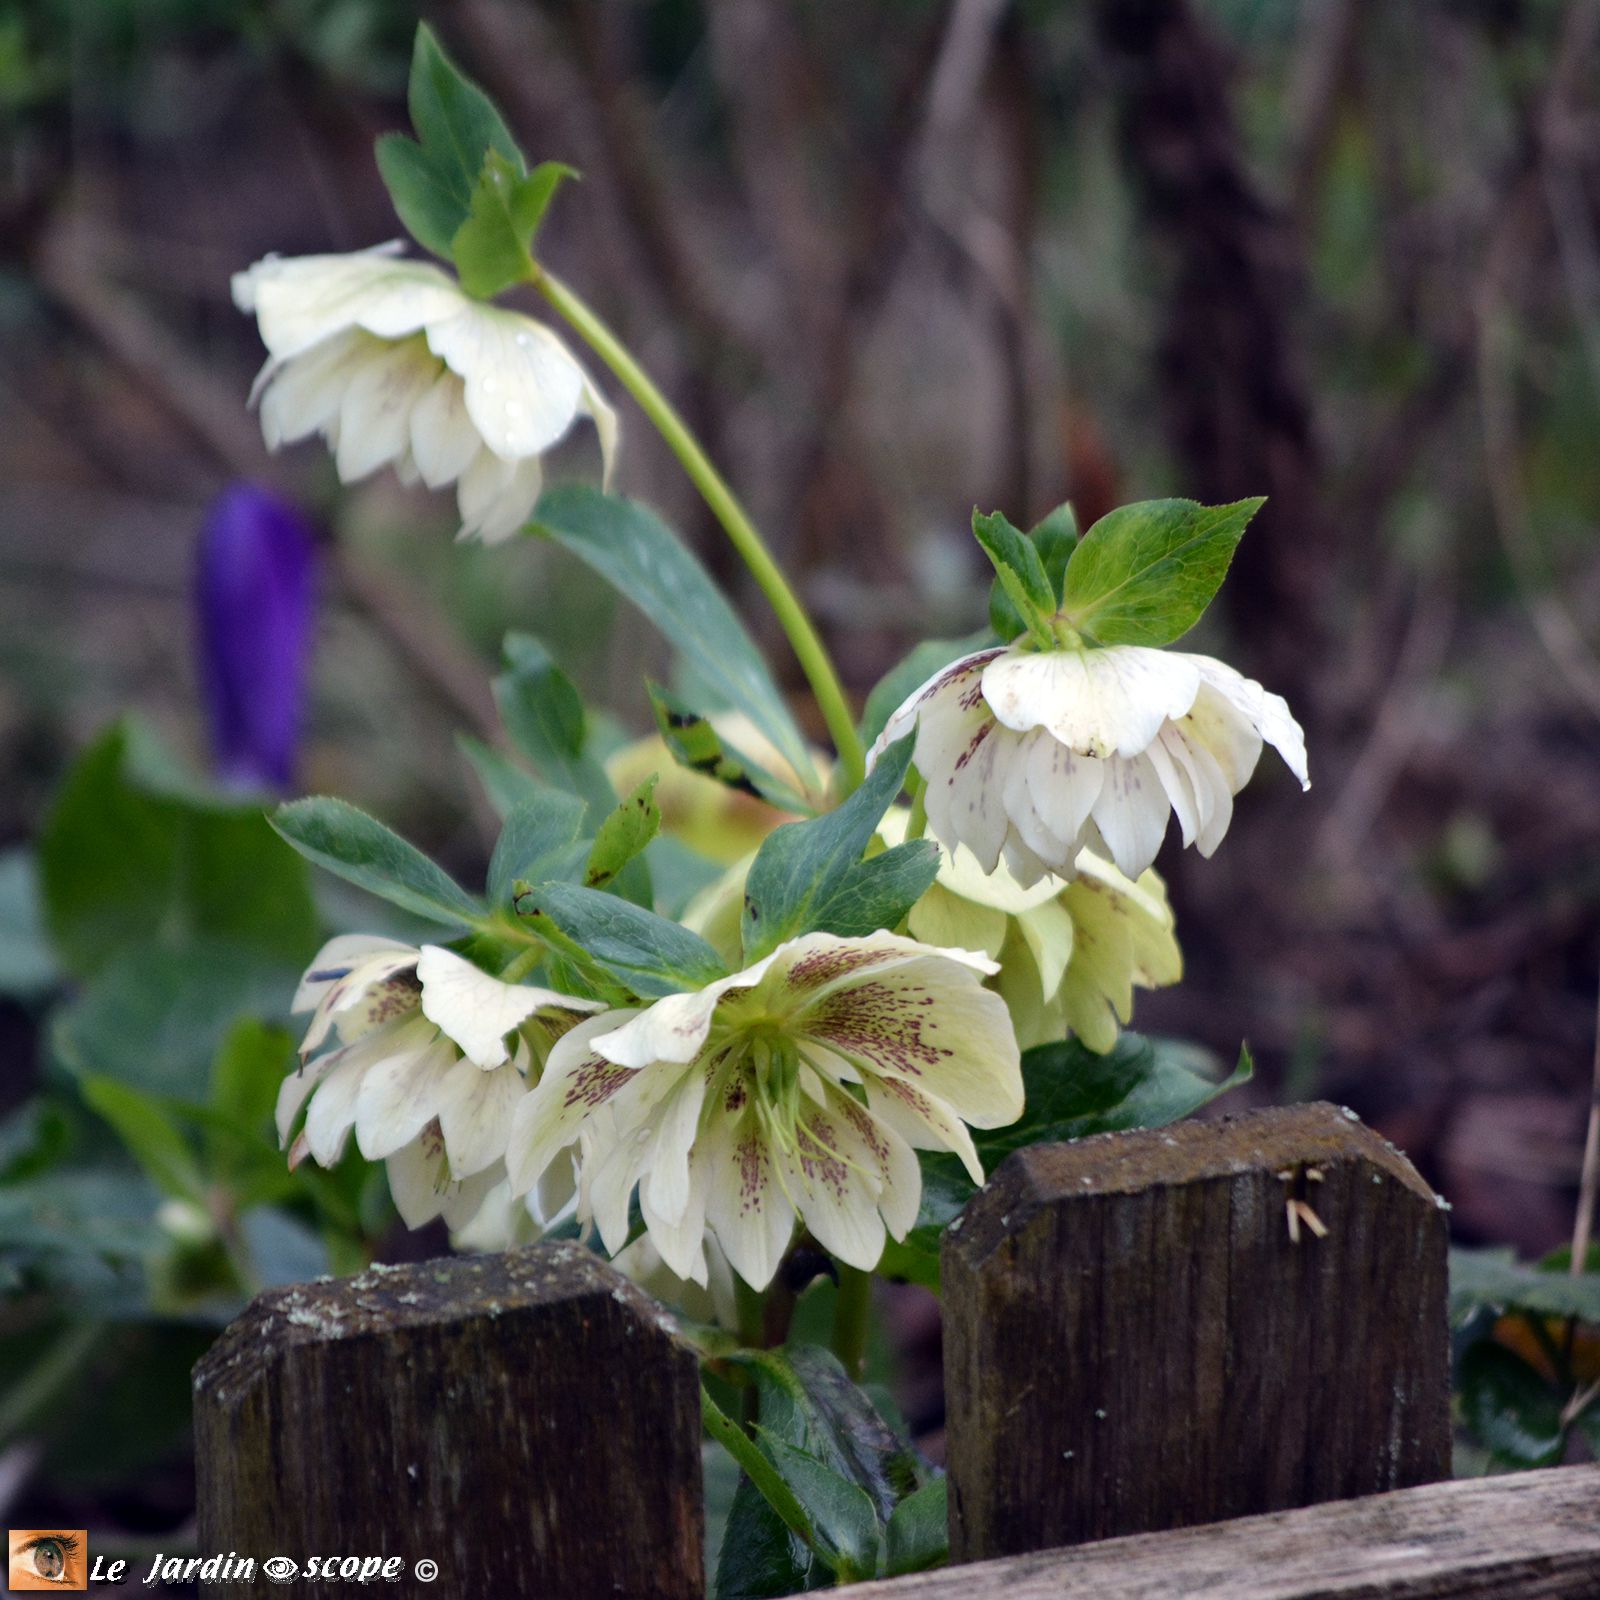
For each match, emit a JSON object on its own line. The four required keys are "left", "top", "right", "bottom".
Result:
{"left": 1031, "top": 500, "right": 1079, "bottom": 598}
{"left": 487, "top": 788, "right": 587, "bottom": 907}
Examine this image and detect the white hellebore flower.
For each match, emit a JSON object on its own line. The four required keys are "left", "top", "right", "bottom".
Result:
{"left": 879, "top": 811, "right": 1181, "bottom": 1053}
{"left": 233, "top": 245, "right": 617, "bottom": 542}
{"left": 506, "top": 930, "right": 1023, "bottom": 1291}
{"left": 280, "top": 935, "right": 601, "bottom": 1229}
{"left": 872, "top": 643, "right": 1308, "bottom": 887}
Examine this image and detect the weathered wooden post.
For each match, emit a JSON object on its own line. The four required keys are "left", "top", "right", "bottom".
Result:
{"left": 943, "top": 1102, "right": 1451, "bottom": 1561}
{"left": 193, "top": 1240, "right": 703, "bottom": 1599}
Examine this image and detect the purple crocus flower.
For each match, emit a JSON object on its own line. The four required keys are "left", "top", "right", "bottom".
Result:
{"left": 195, "top": 483, "right": 317, "bottom": 791}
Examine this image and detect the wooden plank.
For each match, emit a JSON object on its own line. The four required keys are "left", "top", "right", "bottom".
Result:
{"left": 847, "top": 1466, "right": 1600, "bottom": 1598}
{"left": 192, "top": 1240, "right": 702, "bottom": 1599}
{"left": 943, "top": 1102, "right": 1451, "bottom": 1560}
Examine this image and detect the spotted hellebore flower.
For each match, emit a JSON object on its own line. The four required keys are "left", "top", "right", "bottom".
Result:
{"left": 871, "top": 644, "right": 1308, "bottom": 888}
{"left": 279, "top": 935, "right": 601, "bottom": 1229}
{"left": 195, "top": 483, "right": 316, "bottom": 791}
{"left": 878, "top": 811, "right": 1180, "bottom": 1053}
{"left": 233, "top": 245, "right": 617, "bottom": 542}
{"left": 506, "top": 931, "right": 1024, "bottom": 1290}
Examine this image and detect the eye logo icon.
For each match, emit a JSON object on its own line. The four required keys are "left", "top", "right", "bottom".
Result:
{"left": 263, "top": 1555, "right": 299, "bottom": 1583}
{"left": 8, "top": 1530, "right": 89, "bottom": 1591}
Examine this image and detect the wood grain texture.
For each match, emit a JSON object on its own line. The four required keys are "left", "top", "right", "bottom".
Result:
{"left": 849, "top": 1466, "right": 1600, "bottom": 1598}
{"left": 193, "top": 1241, "right": 702, "bottom": 1599}
{"left": 943, "top": 1102, "right": 1451, "bottom": 1561}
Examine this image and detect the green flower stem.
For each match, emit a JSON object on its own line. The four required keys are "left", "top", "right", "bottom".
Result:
{"left": 531, "top": 267, "right": 867, "bottom": 794}
{"left": 831, "top": 1264, "right": 872, "bottom": 1380}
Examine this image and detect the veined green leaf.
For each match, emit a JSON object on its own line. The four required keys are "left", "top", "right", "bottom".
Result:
{"left": 1060, "top": 496, "right": 1263, "bottom": 646}
{"left": 741, "top": 735, "right": 928, "bottom": 962}
{"left": 514, "top": 879, "right": 726, "bottom": 997}
{"left": 531, "top": 487, "right": 815, "bottom": 786}
{"left": 488, "top": 788, "right": 587, "bottom": 907}
{"left": 753, "top": 1431, "right": 879, "bottom": 1581}
{"left": 1457, "top": 1341, "right": 1566, "bottom": 1469}
{"left": 973, "top": 508, "right": 1054, "bottom": 645}
{"left": 884, "top": 1477, "right": 948, "bottom": 1575}
{"left": 1449, "top": 1248, "right": 1600, "bottom": 1327}
{"left": 273, "top": 797, "right": 483, "bottom": 929}
{"left": 494, "top": 633, "right": 616, "bottom": 818}
{"left": 1031, "top": 501, "right": 1079, "bottom": 597}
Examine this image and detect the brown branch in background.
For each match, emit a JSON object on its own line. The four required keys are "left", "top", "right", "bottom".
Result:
{"left": 31, "top": 205, "right": 500, "bottom": 744}
{"left": 1091, "top": 0, "right": 1325, "bottom": 702}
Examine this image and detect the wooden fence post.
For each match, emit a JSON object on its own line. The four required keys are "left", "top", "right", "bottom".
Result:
{"left": 193, "top": 1239, "right": 703, "bottom": 1599}
{"left": 942, "top": 1101, "right": 1451, "bottom": 1562}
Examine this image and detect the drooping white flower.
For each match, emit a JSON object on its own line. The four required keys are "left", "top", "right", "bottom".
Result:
{"left": 505, "top": 930, "right": 1023, "bottom": 1291}
{"left": 233, "top": 245, "right": 617, "bottom": 542}
{"left": 871, "top": 643, "right": 1308, "bottom": 887}
{"left": 279, "top": 934, "right": 601, "bottom": 1228}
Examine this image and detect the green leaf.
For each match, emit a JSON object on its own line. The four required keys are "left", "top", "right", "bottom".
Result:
{"left": 0, "top": 847, "right": 59, "bottom": 1000}
{"left": 1449, "top": 1248, "right": 1600, "bottom": 1327}
{"left": 1031, "top": 501, "right": 1079, "bottom": 598}
{"left": 585, "top": 777, "right": 662, "bottom": 892}
{"left": 208, "top": 1019, "right": 293, "bottom": 1159}
{"left": 734, "top": 1345, "right": 921, "bottom": 1523}
{"left": 514, "top": 880, "right": 726, "bottom": 998}
{"left": 1060, "top": 496, "right": 1263, "bottom": 647}
{"left": 38, "top": 725, "right": 317, "bottom": 979}
{"left": 79, "top": 1075, "right": 204, "bottom": 1204}
{"left": 494, "top": 632, "right": 617, "bottom": 820}
{"left": 1458, "top": 1340, "right": 1566, "bottom": 1469}
{"left": 882, "top": 1034, "right": 1252, "bottom": 1291}
{"left": 884, "top": 1477, "right": 948, "bottom": 1575}
{"left": 374, "top": 132, "right": 463, "bottom": 259}
{"left": 377, "top": 23, "right": 524, "bottom": 258}
{"left": 273, "top": 797, "right": 483, "bottom": 930}
{"left": 649, "top": 684, "right": 814, "bottom": 814}
{"left": 531, "top": 487, "right": 816, "bottom": 787}
{"left": 741, "top": 735, "right": 929, "bottom": 962}
{"left": 973, "top": 508, "right": 1054, "bottom": 645}
{"left": 452, "top": 153, "right": 576, "bottom": 298}
{"left": 754, "top": 1432, "right": 879, "bottom": 1581}
{"left": 51, "top": 945, "right": 299, "bottom": 1101}
{"left": 715, "top": 1474, "right": 823, "bottom": 1599}
{"left": 488, "top": 788, "right": 587, "bottom": 907}
{"left": 457, "top": 735, "right": 543, "bottom": 820}
{"left": 858, "top": 631, "right": 992, "bottom": 750}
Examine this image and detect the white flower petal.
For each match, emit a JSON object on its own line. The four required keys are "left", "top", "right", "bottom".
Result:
{"left": 354, "top": 1033, "right": 455, "bottom": 1160}
{"left": 1088, "top": 753, "right": 1171, "bottom": 879}
{"left": 861, "top": 1074, "right": 984, "bottom": 1185}
{"left": 982, "top": 645, "right": 1201, "bottom": 758}
{"left": 416, "top": 945, "right": 596, "bottom": 1068}
{"left": 788, "top": 935, "right": 1022, "bottom": 1129}
{"left": 409, "top": 370, "right": 485, "bottom": 488}
{"left": 257, "top": 329, "right": 369, "bottom": 449}
{"left": 703, "top": 1103, "right": 795, "bottom": 1292}
{"left": 594, "top": 960, "right": 771, "bottom": 1068}
{"left": 233, "top": 247, "right": 461, "bottom": 364}
{"left": 333, "top": 338, "right": 440, "bottom": 483}
{"left": 865, "top": 648, "right": 1005, "bottom": 770}
{"left": 1016, "top": 896, "right": 1076, "bottom": 999}
{"left": 274, "top": 1052, "right": 339, "bottom": 1149}
{"left": 434, "top": 1058, "right": 528, "bottom": 1178}
{"left": 424, "top": 304, "right": 587, "bottom": 461}
{"left": 920, "top": 702, "right": 1020, "bottom": 876}
{"left": 505, "top": 1011, "right": 643, "bottom": 1194}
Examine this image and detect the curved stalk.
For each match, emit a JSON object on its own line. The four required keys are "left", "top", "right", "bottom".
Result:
{"left": 831, "top": 1264, "right": 872, "bottom": 1380}
{"left": 531, "top": 267, "right": 867, "bottom": 793}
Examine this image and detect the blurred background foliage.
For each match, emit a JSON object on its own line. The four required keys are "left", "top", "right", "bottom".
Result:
{"left": 3, "top": 0, "right": 1600, "bottom": 1575}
